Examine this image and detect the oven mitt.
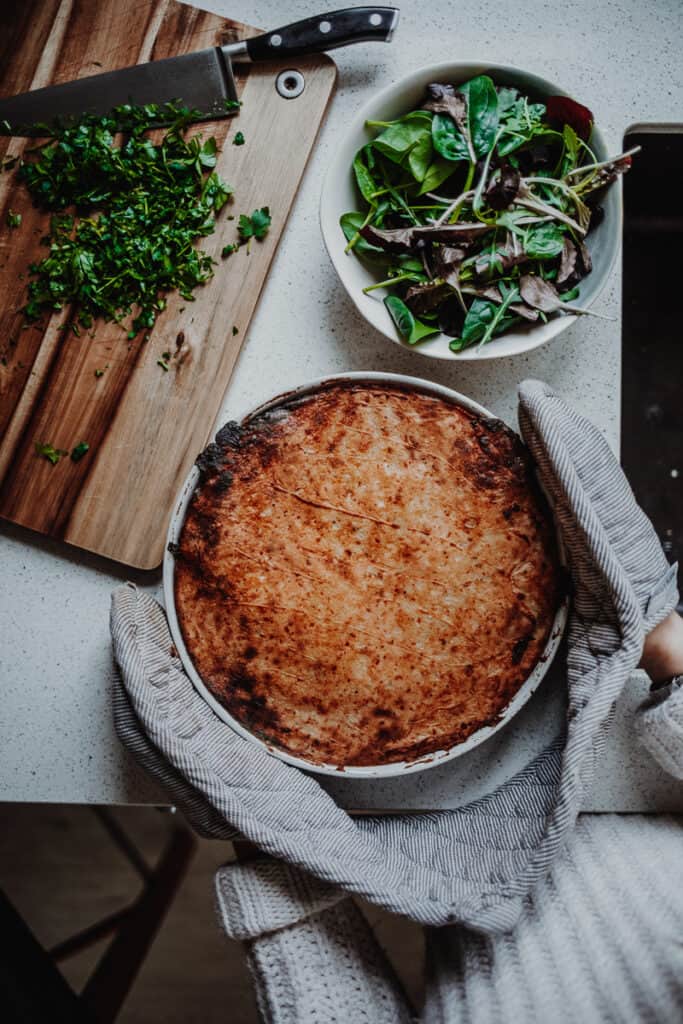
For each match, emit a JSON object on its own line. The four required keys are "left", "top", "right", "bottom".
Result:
{"left": 111, "top": 378, "right": 679, "bottom": 941}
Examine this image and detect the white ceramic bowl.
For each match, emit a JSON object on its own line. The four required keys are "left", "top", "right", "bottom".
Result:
{"left": 164, "top": 372, "right": 568, "bottom": 778}
{"left": 320, "top": 63, "right": 621, "bottom": 360}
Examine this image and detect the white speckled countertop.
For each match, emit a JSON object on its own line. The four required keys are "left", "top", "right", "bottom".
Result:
{"left": 1, "top": 0, "right": 682, "bottom": 810}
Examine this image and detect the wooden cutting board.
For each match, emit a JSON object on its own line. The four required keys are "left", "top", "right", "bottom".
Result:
{"left": 0, "top": 0, "right": 336, "bottom": 568}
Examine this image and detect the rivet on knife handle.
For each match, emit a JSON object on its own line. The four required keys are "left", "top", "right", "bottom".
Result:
{"left": 235, "top": 7, "right": 400, "bottom": 62}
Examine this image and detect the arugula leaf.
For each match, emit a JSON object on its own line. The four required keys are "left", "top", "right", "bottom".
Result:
{"left": 35, "top": 441, "right": 68, "bottom": 465}
{"left": 560, "top": 123, "right": 580, "bottom": 175}
{"left": 497, "top": 86, "right": 519, "bottom": 116}
{"left": 384, "top": 295, "right": 439, "bottom": 345}
{"left": 238, "top": 206, "right": 271, "bottom": 240}
{"left": 496, "top": 208, "right": 533, "bottom": 235}
{"left": 498, "top": 98, "right": 549, "bottom": 156}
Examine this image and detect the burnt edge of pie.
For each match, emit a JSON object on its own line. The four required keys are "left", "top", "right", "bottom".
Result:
{"left": 171, "top": 381, "right": 564, "bottom": 767}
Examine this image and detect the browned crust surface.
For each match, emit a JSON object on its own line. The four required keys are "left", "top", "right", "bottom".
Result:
{"left": 174, "top": 383, "right": 561, "bottom": 766}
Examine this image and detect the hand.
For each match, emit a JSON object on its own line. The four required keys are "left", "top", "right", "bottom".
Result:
{"left": 640, "top": 611, "right": 683, "bottom": 684}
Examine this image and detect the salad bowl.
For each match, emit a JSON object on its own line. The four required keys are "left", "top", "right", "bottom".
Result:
{"left": 320, "top": 62, "right": 622, "bottom": 360}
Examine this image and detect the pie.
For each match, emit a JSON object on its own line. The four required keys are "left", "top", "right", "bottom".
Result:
{"left": 173, "top": 382, "right": 561, "bottom": 766}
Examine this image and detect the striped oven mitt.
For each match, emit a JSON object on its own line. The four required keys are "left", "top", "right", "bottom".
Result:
{"left": 111, "top": 379, "right": 679, "bottom": 1020}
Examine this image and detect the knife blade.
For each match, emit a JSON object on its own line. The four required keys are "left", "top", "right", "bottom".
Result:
{"left": 0, "top": 6, "right": 400, "bottom": 135}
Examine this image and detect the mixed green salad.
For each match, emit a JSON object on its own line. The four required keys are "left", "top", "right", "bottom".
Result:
{"left": 341, "top": 77, "right": 636, "bottom": 351}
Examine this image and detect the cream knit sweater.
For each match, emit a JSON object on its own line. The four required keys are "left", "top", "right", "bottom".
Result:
{"left": 214, "top": 681, "right": 683, "bottom": 1023}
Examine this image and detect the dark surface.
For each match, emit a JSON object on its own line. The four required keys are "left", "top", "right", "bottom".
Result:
{"left": 622, "top": 127, "right": 683, "bottom": 599}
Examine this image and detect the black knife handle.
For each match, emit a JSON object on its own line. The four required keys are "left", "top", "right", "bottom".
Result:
{"left": 245, "top": 7, "right": 400, "bottom": 61}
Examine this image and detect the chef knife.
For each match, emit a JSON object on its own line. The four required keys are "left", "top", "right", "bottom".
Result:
{"left": 0, "top": 6, "right": 400, "bottom": 134}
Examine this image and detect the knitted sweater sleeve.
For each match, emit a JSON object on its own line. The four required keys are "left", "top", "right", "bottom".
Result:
{"left": 214, "top": 859, "right": 414, "bottom": 1024}
{"left": 636, "top": 674, "right": 683, "bottom": 779}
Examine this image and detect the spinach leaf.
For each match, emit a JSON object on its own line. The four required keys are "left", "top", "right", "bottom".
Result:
{"left": 456, "top": 282, "right": 521, "bottom": 349}
{"left": 460, "top": 298, "right": 496, "bottom": 344}
{"left": 407, "top": 132, "right": 434, "bottom": 182}
{"left": 460, "top": 75, "right": 499, "bottom": 158}
{"left": 340, "top": 211, "right": 386, "bottom": 257}
{"left": 417, "top": 156, "right": 457, "bottom": 195}
{"left": 352, "top": 149, "right": 377, "bottom": 202}
{"left": 372, "top": 113, "right": 431, "bottom": 165}
{"left": 384, "top": 294, "right": 440, "bottom": 344}
{"left": 432, "top": 113, "right": 469, "bottom": 162}
{"left": 523, "top": 222, "right": 565, "bottom": 258}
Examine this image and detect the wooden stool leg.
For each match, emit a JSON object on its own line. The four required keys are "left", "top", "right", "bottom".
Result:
{"left": 0, "top": 888, "right": 93, "bottom": 1024}
{"left": 80, "top": 825, "right": 195, "bottom": 1023}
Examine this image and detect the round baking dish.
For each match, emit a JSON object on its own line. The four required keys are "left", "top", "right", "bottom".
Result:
{"left": 163, "top": 372, "right": 568, "bottom": 778}
{"left": 320, "top": 63, "right": 621, "bottom": 360}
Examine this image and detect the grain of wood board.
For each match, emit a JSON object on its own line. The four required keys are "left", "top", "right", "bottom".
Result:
{"left": 0, "top": 0, "right": 336, "bottom": 568}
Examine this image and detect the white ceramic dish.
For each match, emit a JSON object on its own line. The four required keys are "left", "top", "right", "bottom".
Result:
{"left": 320, "top": 63, "right": 621, "bottom": 360}
{"left": 163, "top": 372, "right": 568, "bottom": 778}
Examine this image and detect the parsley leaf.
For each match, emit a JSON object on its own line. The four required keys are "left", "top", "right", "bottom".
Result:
{"left": 35, "top": 441, "right": 68, "bottom": 465}
{"left": 71, "top": 441, "right": 89, "bottom": 462}
{"left": 238, "top": 207, "right": 271, "bottom": 241}
{"left": 233, "top": 131, "right": 245, "bottom": 146}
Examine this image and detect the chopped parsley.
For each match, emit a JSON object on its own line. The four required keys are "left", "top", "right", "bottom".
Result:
{"left": 13, "top": 101, "right": 234, "bottom": 335}
{"left": 71, "top": 441, "right": 89, "bottom": 462}
{"left": 6, "top": 209, "right": 21, "bottom": 228}
{"left": 35, "top": 441, "right": 68, "bottom": 465}
{"left": 233, "top": 131, "right": 245, "bottom": 146}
